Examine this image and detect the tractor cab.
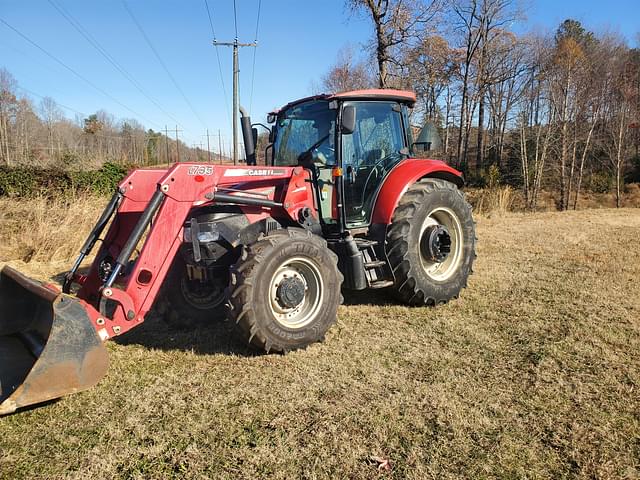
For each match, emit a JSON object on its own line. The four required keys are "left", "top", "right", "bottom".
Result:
{"left": 268, "top": 90, "right": 416, "bottom": 230}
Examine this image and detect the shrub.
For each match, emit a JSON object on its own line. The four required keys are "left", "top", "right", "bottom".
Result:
{"left": 0, "top": 162, "right": 128, "bottom": 198}
{"left": 483, "top": 164, "right": 501, "bottom": 189}
{"left": 586, "top": 172, "right": 613, "bottom": 194}
{"left": 0, "top": 166, "right": 37, "bottom": 196}
{"left": 474, "top": 185, "right": 515, "bottom": 216}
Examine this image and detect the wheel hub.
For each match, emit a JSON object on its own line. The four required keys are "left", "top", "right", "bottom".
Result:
{"left": 421, "top": 225, "right": 452, "bottom": 263}
{"left": 269, "top": 258, "right": 323, "bottom": 329}
{"left": 276, "top": 276, "right": 306, "bottom": 309}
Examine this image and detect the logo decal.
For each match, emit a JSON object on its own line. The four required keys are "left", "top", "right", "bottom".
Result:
{"left": 188, "top": 165, "right": 214, "bottom": 176}
{"left": 223, "top": 168, "right": 287, "bottom": 177}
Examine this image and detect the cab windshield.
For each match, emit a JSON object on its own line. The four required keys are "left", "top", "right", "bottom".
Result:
{"left": 273, "top": 100, "right": 336, "bottom": 166}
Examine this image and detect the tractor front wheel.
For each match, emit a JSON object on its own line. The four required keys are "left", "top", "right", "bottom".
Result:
{"left": 386, "top": 178, "right": 476, "bottom": 305}
{"left": 228, "top": 228, "right": 343, "bottom": 353}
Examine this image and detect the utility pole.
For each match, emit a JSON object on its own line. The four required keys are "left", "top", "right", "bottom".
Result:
{"left": 164, "top": 125, "right": 170, "bottom": 164}
{"left": 206, "top": 129, "right": 212, "bottom": 162}
{"left": 174, "top": 125, "right": 182, "bottom": 162}
{"left": 213, "top": 39, "right": 256, "bottom": 165}
{"left": 218, "top": 129, "right": 222, "bottom": 164}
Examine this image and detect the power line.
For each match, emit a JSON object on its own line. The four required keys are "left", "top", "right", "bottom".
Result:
{"left": 249, "top": 0, "right": 262, "bottom": 115}
{"left": 46, "top": 0, "right": 184, "bottom": 129}
{"left": 17, "top": 85, "right": 87, "bottom": 117}
{"left": 0, "top": 17, "right": 162, "bottom": 129}
{"left": 122, "top": 0, "right": 209, "bottom": 130}
{"left": 204, "top": 0, "right": 232, "bottom": 125}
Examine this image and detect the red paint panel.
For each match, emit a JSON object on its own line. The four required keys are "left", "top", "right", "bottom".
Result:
{"left": 118, "top": 168, "right": 167, "bottom": 202}
{"left": 371, "top": 158, "right": 464, "bottom": 225}
{"left": 333, "top": 89, "right": 416, "bottom": 104}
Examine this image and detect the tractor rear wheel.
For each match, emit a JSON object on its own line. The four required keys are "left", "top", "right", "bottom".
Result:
{"left": 386, "top": 178, "right": 476, "bottom": 306}
{"left": 228, "top": 228, "right": 343, "bottom": 353}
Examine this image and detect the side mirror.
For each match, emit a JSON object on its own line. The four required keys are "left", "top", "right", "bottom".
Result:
{"left": 414, "top": 121, "right": 442, "bottom": 153}
{"left": 252, "top": 127, "right": 258, "bottom": 148}
{"left": 341, "top": 105, "right": 356, "bottom": 134}
{"left": 412, "top": 142, "right": 431, "bottom": 154}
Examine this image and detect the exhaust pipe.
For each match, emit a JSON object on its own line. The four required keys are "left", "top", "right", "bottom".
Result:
{"left": 240, "top": 106, "right": 257, "bottom": 166}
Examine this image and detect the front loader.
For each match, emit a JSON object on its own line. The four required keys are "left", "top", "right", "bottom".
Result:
{"left": 0, "top": 89, "right": 476, "bottom": 414}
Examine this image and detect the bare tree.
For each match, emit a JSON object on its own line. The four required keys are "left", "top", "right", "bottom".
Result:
{"left": 603, "top": 44, "right": 637, "bottom": 207}
{"left": 0, "top": 68, "right": 18, "bottom": 166}
{"left": 39, "top": 97, "right": 63, "bottom": 160}
{"left": 348, "top": 0, "right": 441, "bottom": 87}
{"left": 318, "top": 46, "right": 374, "bottom": 93}
{"left": 518, "top": 48, "right": 555, "bottom": 210}
{"left": 447, "top": 0, "right": 516, "bottom": 171}
{"left": 405, "top": 34, "right": 459, "bottom": 120}
{"left": 449, "top": 0, "right": 482, "bottom": 169}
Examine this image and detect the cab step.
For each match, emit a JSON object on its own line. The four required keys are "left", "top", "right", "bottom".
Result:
{"left": 355, "top": 238, "right": 378, "bottom": 248}
{"left": 369, "top": 280, "right": 394, "bottom": 289}
{"left": 364, "top": 260, "right": 386, "bottom": 269}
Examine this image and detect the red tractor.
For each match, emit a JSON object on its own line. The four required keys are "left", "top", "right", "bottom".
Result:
{"left": 0, "top": 89, "right": 475, "bottom": 414}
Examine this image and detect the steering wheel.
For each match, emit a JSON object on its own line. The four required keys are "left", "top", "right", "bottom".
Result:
{"left": 298, "top": 134, "right": 334, "bottom": 166}
{"left": 312, "top": 144, "right": 334, "bottom": 165}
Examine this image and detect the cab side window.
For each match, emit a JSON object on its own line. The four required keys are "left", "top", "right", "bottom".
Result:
{"left": 342, "top": 102, "right": 406, "bottom": 226}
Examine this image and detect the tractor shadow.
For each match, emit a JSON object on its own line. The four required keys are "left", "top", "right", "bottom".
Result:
{"left": 52, "top": 270, "right": 400, "bottom": 356}
{"left": 114, "top": 284, "right": 398, "bottom": 357}
{"left": 115, "top": 288, "right": 397, "bottom": 355}
{"left": 51, "top": 269, "right": 258, "bottom": 357}
{"left": 114, "top": 311, "right": 258, "bottom": 357}
{"left": 116, "top": 288, "right": 397, "bottom": 355}
{"left": 341, "top": 288, "right": 396, "bottom": 306}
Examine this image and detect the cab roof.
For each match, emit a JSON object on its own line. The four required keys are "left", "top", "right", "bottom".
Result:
{"left": 271, "top": 89, "right": 416, "bottom": 115}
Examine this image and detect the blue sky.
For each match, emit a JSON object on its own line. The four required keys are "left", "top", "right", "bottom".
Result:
{"left": 0, "top": 0, "right": 638, "bottom": 149}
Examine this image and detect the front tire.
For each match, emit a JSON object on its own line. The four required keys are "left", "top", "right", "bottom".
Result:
{"left": 386, "top": 178, "right": 476, "bottom": 305}
{"left": 228, "top": 228, "right": 343, "bottom": 353}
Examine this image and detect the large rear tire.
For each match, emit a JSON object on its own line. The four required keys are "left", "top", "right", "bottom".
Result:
{"left": 227, "top": 228, "right": 343, "bottom": 353}
{"left": 386, "top": 178, "right": 476, "bottom": 306}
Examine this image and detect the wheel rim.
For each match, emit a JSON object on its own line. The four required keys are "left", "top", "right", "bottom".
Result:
{"left": 268, "top": 257, "right": 324, "bottom": 329}
{"left": 418, "top": 207, "right": 463, "bottom": 282}
{"left": 180, "top": 276, "right": 226, "bottom": 310}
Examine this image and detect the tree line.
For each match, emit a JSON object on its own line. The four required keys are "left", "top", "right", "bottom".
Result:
{"left": 0, "top": 67, "right": 217, "bottom": 170}
{"left": 321, "top": 0, "right": 640, "bottom": 208}
{"left": 1, "top": 1, "right": 639, "bottom": 209}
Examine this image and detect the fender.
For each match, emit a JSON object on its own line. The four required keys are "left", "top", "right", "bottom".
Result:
{"left": 371, "top": 158, "right": 464, "bottom": 225}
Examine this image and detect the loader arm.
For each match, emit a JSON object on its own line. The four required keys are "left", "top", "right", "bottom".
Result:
{"left": 74, "top": 163, "right": 314, "bottom": 340}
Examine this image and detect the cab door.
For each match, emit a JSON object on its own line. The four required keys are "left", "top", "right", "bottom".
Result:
{"left": 341, "top": 101, "right": 407, "bottom": 227}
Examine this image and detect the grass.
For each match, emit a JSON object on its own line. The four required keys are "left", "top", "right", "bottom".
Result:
{"left": 0, "top": 199, "right": 639, "bottom": 479}
{"left": 0, "top": 195, "right": 106, "bottom": 263}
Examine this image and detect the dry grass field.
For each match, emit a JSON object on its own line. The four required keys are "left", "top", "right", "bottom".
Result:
{"left": 0, "top": 197, "right": 639, "bottom": 479}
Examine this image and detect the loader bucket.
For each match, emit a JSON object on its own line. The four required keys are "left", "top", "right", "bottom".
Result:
{"left": 0, "top": 266, "right": 109, "bottom": 415}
